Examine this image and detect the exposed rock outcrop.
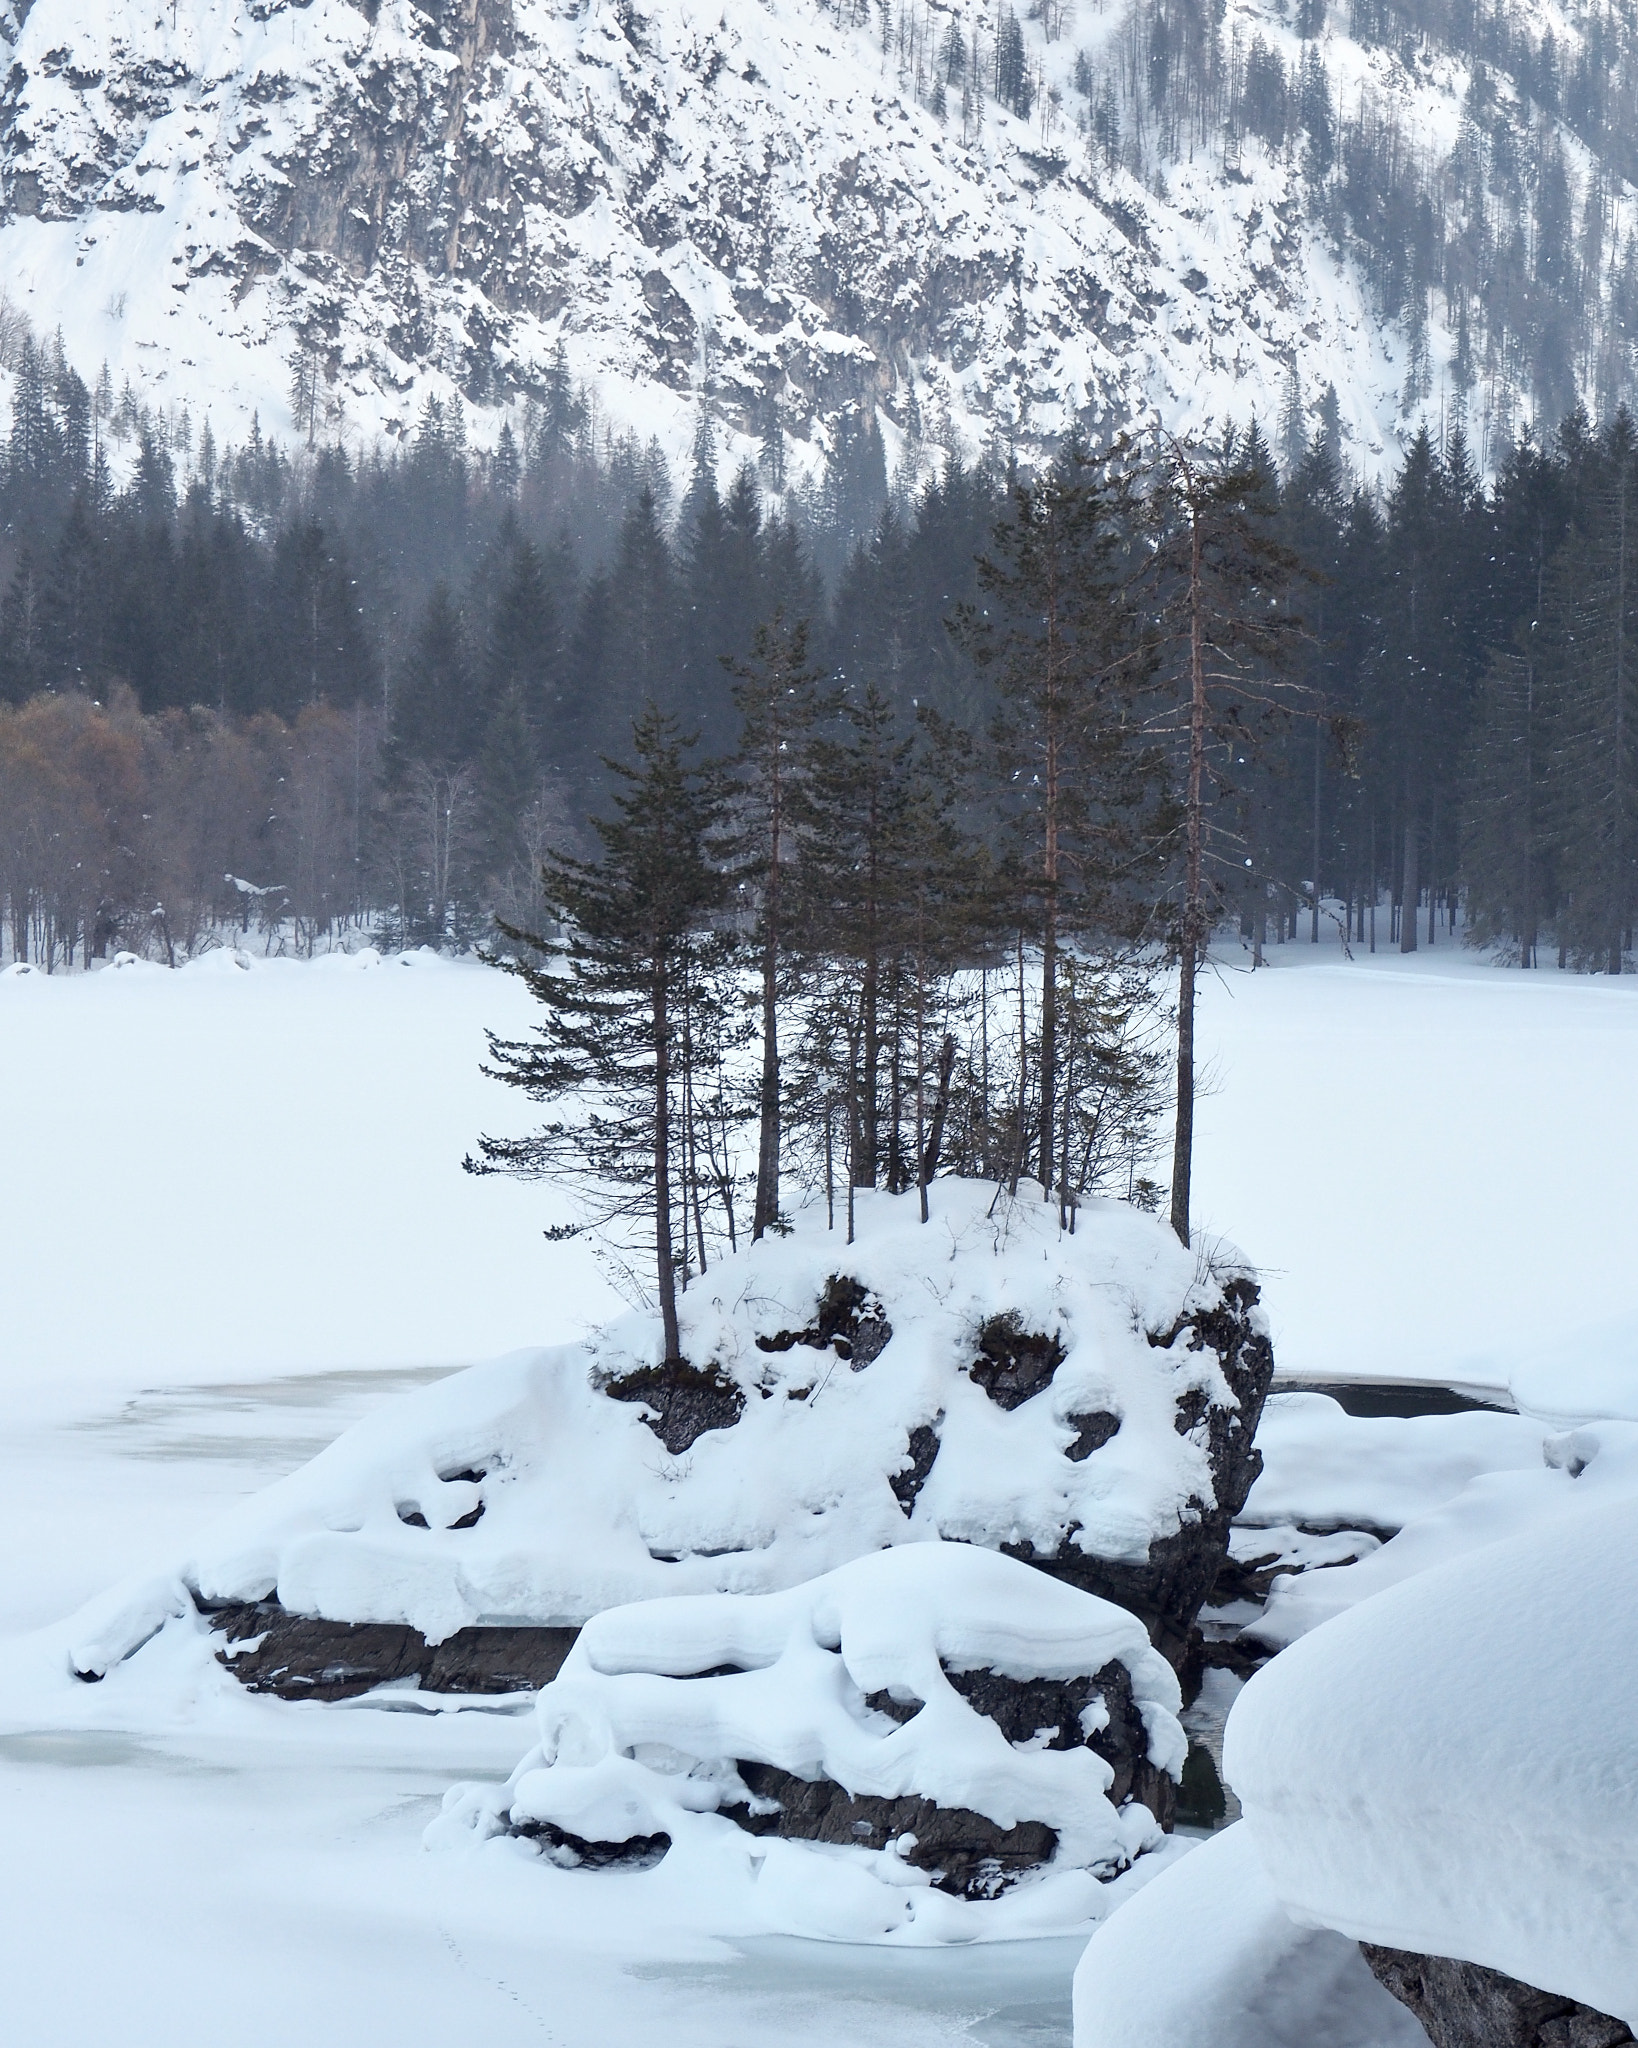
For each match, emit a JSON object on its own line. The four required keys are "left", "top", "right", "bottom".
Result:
{"left": 1361, "top": 1947, "right": 1636, "bottom": 2048}
{"left": 210, "top": 1598, "right": 576, "bottom": 1700}
{"left": 599, "top": 1360, "right": 746, "bottom": 1455}
{"left": 1002, "top": 1276, "right": 1275, "bottom": 1669}
{"left": 756, "top": 1274, "right": 892, "bottom": 1368}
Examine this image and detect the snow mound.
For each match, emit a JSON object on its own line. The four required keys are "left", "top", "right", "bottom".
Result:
{"left": 430, "top": 1542, "right": 1184, "bottom": 1943}
{"left": 1249, "top": 1416, "right": 1638, "bottom": 1647}
{"left": 1072, "top": 1824, "right": 1429, "bottom": 2048}
{"left": 1243, "top": 1392, "right": 1550, "bottom": 1536}
{"left": 182, "top": 1182, "right": 1271, "bottom": 1660}
{"left": 1225, "top": 1491, "right": 1638, "bottom": 2029}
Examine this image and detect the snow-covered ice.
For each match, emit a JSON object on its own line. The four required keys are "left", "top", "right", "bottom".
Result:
{"left": 5, "top": 942, "right": 1638, "bottom": 2043}
{"left": 1243, "top": 1391, "right": 1551, "bottom": 1536}
{"left": 1250, "top": 1415, "right": 1638, "bottom": 1647}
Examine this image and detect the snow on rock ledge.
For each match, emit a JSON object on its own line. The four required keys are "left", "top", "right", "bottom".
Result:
{"left": 430, "top": 1542, "right": 1185, "bottom": 1941}
{"left": 185, "top": 1182, "right": 1273, "bottom": 1671}
{"left": 1225, "top": 1491, "right": 1638, "bottom": 2033}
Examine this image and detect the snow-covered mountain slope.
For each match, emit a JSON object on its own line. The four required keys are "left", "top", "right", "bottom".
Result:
{"left": 1, "top": 0, "right": 1616, "bottom": 479}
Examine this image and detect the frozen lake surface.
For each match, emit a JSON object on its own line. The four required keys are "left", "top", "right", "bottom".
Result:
{"left": 4, "top": 939, "right": 1636, "bottom": 2044}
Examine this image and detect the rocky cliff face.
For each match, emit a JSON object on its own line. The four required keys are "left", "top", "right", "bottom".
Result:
{"left": 0, "top": 0, "right": 1557, "bottom": 477}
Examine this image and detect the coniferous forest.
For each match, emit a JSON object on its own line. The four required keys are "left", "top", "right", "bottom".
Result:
{"left": 5, "top": 315, "right": 1638, "bottom": 996}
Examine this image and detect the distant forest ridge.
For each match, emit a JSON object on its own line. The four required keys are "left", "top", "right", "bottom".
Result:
{"left": 1, "top": 317, "right": 1637, "bottom": 974}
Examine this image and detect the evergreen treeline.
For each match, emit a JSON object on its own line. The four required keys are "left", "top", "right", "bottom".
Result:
{"left": 6, "top": 305, "right": 1638, "bottom": 977}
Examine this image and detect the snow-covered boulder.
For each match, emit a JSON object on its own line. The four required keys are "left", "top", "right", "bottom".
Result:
{"left": 431, "top": 1543, "right": 1186, "bottom": 1940}
{"left": 184, "top": 1182, "right": 1273, "bottom": 1685}
{"left": 1225, "top": 1491, "right": 1638, "bottom": 2038}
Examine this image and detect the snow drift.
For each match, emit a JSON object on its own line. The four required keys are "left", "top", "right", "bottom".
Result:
{"left": 430, "top": 1541, "right": 1186, "bottom": 1941}
{"left": 1225, "top": 1488, "right": 1638, "bottom": 2030}
{"left": 1248, "top": 1414, "right": 1638, "bottom": 1647}
{"left": 1071, "top": 1823, "right": 1429, "bottom": 2048}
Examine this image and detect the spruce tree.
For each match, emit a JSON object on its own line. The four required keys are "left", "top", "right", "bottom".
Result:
{"left": 1146, "top": 436, "right": 1305, "bottom": 1247}
{"left": 468, "top": 706, "right": 724, "bottom": 1362}
{"left": 966, "top": 435, "right": 1162, "bottom": 1200}
{"left": 801, "top": 679, "right": 913, "bottom": 1192}
{"left": 719, "top": 611, "right": 832, "bottom": 1238}
{"left": 1461, "top": 640, "right": 1552, "bottom": 963}
{"left": 1543, "top": 415, "right": 1638, "bottom": 971}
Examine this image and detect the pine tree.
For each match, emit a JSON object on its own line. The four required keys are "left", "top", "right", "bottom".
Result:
{"left": 966, "top": 435, "right": 1164, "bottom": 1199}
{"left": 467, "top": 706, "right": 725, "bottom": 1363}
{"left": 597, "top": 487, "right": 681, "bottom": 754}
{"left": 1543, "top": 415, "right": 1638, "bottom": 970}
{"left": 1147, "top": 437, "right": 1306, "bottom": 1246}
{"left": 483, "top": 524, "right": 561, "bottom": 745}
{"left": 801, "top": 679, "right": 913, "bottom": 1194}
{"left": 1461, "top": 639, "right": 1552, "bottom": 963}
{"left": 391, "top": 583, "right": 476, "bottom": 772}
{"left": 719, "top": 611, "right": 833, "bottom": 1238}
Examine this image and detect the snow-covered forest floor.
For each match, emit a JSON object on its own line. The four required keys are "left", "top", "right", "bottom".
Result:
{"left": 3, "top": 940, "right": 1634, "bottom": 2044}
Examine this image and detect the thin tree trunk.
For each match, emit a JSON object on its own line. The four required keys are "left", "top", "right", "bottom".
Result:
{"left": 753, "top": 928, "right": 780, "bottom": 1234}
{"left": 1170, "top": 487, "right": 1207, "bottom": 1252}
{"left": 654, "top": 963, "right": 681, "bottom": 1363}
{"left": 1010, "top": 928, "right": 1027, "bottom": 1197}
{"left": 915, "top": 947, "right": 929, "bottom": 1224}
{"left": 1400, "top": 809, "right": 1419, "bottom": 954}
{"left": 859, "top": 956, "right": 879, "bottom": 1188}
{"left": 1311, "top": 719, "right": 1321, "bottom": 942}
{"left": 753, "top": 732, "right": 783, "bottom": 1237}
{"left": 1427, "top": 816, "right": 1436, "bottom": 946}
{"left": 1038, "top": 901, "right": 1057, "bottom": 1190}
{"left": 1370, "top": 812, "right": 1378, "bottom": 953}
{"left": 1613, "top": 464, "right": 1628, "bottom": 975}
{"left": 921, "top": 1032, "right": 957, "bottom": 1185}
{"left": 824, "top": 1092, "right": 835, "bottom": 1231}
{"left": 979, "top": 966, "right": 990, "bottom": 1168}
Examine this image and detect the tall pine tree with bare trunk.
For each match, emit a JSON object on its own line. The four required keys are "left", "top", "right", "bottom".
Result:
{"left": 966, "top": 436, "right": 1165, "bottom": 1198}
{"left": 1146, "top": 435, "right": 1306, "bottom": 1248}
{"left": 719, "top": 611, "right": 832, "bottom": 1239}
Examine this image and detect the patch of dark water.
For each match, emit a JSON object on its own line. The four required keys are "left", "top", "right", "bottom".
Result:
{"left": 1273, "top": 1379, "right": 1513, "bottom": 1419}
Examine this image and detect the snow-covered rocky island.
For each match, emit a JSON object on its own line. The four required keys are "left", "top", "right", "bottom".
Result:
{"left": 51, "top": 1180, "right": 1273, "bottom": 1938}
{"left": 14, "top": 1172, "right": 1638, "bottom": 2031}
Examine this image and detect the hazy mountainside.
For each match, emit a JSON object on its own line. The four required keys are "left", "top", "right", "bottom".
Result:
{"left": 4, "top": 0, "right": 1637, "bottom": 483}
